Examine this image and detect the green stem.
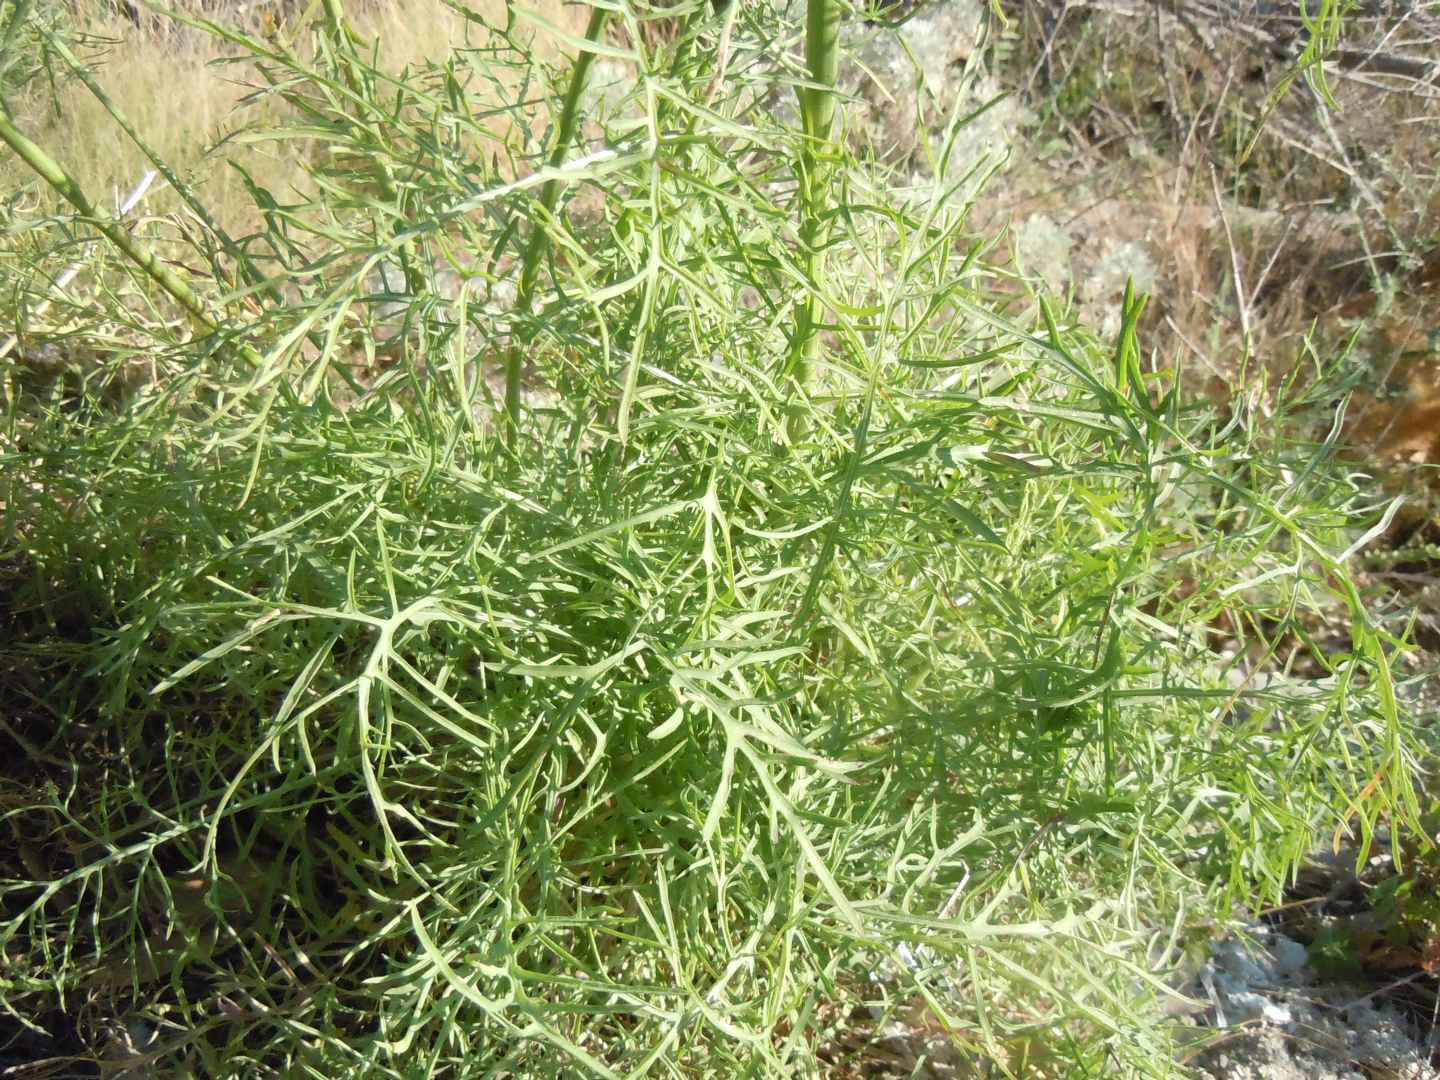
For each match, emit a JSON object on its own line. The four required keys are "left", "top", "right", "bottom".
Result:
{"left": 784, "top": 0, "right": 840, "bottom": 395}
{"left": 803, "top": 0, "right": 841, "bottom": 146}
{"left": 0, "top": 111, "right": 257, "bottom": 366}
{"left": 506, "top": 4, "right": 611, "bottom": 444}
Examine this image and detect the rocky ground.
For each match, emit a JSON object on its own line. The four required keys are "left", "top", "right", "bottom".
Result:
{"left": 1186, "top": 921, "right": 1438, "bottom": 1079}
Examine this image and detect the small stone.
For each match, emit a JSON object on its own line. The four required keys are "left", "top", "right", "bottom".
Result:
{"left": 1214, "top": 939, "right": 1270, "bottom": 984}
{"left": 1268, "top": 935, "right": 1309, "bottom": 977}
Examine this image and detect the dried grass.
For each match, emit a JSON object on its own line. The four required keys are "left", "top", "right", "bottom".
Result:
{"left": 3, "top": 0, "right": 586, "bottom": 231}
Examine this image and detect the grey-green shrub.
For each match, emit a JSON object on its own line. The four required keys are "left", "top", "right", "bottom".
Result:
{"left": 0, "top": 1, "right": 1420, "bottom": 1075}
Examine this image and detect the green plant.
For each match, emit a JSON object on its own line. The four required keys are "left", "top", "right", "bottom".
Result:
{"left": 0, "top": 0, "right": 1424, "bottom": 1075}
{"left": 1307, "top": 925, "right": 1366, "bottom": 979}
{"left": 1371, "top": 861, "right": 1440, "bottom": 969}
{"left": 0, "top": 0, "right": 70, "bottom": 100}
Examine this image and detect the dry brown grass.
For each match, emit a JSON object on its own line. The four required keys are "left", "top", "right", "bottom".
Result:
{"left": 3, "top": 1, "right": 588, "bottom": 231}
{"left": 992, "top": 0, "right": 1439, "bottom": 383}
{"left": 970, "top": 0, "right": 1440, "bottom": 571}
{"left": 983, "top": 0, "right": 1440, "bottom": 509}
{"left": 1336, "top": 247, "right": 1440, "bottom": 481}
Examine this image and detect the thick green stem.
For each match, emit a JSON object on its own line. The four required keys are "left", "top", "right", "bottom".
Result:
{"left": 784, "top": 0, "right": 840, "bottom": 395}
{"left": 803, "top": 0, "right": 841, "bottom": 144}
{"left": 0, "top": 111, "right": 258, "bottom": 366}
{"left": 506, "top": 4, "right": 611, "bottom": 444}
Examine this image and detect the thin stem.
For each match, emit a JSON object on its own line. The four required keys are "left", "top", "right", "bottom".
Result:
{"left": 506, "top": 4, "right": 611, "bottom": 444}
{"left": 0, "top": 170, "right": 155, "bottom": 363}
{"left": 0, "top": 111, "right": 257, "bottom": 366}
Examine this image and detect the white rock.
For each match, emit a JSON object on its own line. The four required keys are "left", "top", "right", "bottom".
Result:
{"left": 1224, "top": 990, "right": 1293, "bottom": 1026}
